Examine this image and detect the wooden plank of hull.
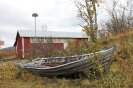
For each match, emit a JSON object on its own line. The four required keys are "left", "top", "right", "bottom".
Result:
{"left": 17, "top": 45, "right": 116, "bottom": 76}
{"left": 24, "top": 58, "right": 100, "bottom": 76}
{"left": 27, "top": 58, "right": 92, "bottom": 75}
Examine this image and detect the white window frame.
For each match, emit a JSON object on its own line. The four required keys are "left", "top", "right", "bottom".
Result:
{"left": 30, "top": 37, "right": 44, "bottom": 43}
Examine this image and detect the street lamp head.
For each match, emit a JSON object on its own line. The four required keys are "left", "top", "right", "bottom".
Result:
{"left": 32, "top": 13, "right": 38, "bottom": 17}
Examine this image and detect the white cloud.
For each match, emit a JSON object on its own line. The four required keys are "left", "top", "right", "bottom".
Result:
{"left": 0, "top": 0, "right": 125, "bottom": 48}
{"left": 0, "top": 0, "right": 82, "bottom": 48}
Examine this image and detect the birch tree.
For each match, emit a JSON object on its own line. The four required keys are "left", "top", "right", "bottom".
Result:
{"left": 74, "top": 0, "right": 103, "bottom": 42}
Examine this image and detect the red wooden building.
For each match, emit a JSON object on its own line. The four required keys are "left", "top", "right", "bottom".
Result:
{"left": 14, "top": 30, "right": 89, "bottom": 59}
{"left": 0, "top": 40, "right": 4, "bottom": 48}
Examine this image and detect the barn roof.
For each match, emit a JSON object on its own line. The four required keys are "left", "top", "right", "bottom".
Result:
{"left": 17, "top": 30, "right": 88, "bottom": 38}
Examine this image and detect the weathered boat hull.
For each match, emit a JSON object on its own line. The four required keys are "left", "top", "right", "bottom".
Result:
{"left": 18, "top": 45, "right": 116, "bottom": 76}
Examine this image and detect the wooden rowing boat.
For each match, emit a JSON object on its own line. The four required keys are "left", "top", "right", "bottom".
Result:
{"left": 17, "top": 45, "right": 116, "bottom": 76}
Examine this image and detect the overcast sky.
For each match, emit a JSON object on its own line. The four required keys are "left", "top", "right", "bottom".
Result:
{"left": 0, "top": 0, "right": 126, "bottom": 48}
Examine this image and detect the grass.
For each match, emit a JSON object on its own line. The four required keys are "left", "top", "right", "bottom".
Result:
{"left": 0, "top": 61, "right": 131, "bottom": 88}
{"left": 1, "top": 29, "right": 133, "bottom": 88}
{"left": 0, "top": 51, "right": 15, "bottom": 59}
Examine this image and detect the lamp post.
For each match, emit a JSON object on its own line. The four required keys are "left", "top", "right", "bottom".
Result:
{"left": 32, "top": 13, "right": 38, "bottom": 40}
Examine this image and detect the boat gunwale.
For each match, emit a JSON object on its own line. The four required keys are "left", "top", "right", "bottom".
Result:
{"left": 20, "top": 46, "right": 115, "bottom": 70}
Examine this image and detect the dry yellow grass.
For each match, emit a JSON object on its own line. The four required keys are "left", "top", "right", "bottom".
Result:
{"left": 0, "top": 51, "right": 15, "bottom": 59}
{"left": 1, "top": 29, "right": 133, "bottom": 88}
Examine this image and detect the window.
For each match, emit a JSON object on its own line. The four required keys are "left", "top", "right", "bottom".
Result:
{"left": 38, "top": 38, "right": 44, "bottom": 43}
{"left": 30, "top": 37, "right": 44, "bottom": 43}
{"left": 44, "top": 38, "right": 53, "bottom": 43}
{"left": 30, "top": 37, "right": 71, "bottom": 43}
{"left": 52, "top": 38, "right": 70, "bottom": 43}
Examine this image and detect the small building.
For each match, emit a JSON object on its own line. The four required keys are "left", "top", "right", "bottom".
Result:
{"left": 14, "top": 30, "right": 88, "bottom": 59}
{"left": 0, "top": 39, "right": 4, "bottom": 48}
